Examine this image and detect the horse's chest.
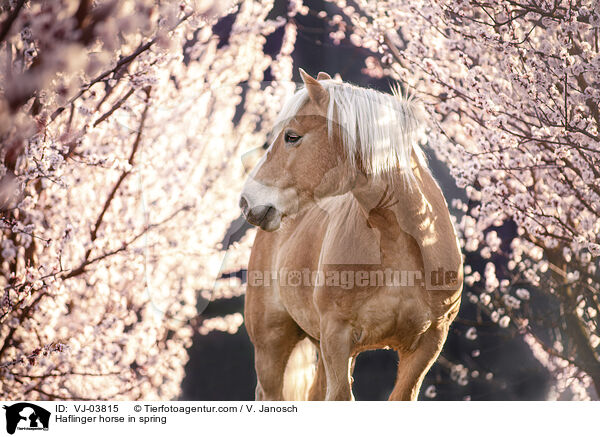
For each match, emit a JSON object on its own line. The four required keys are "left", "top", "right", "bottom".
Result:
{"left": 275, "top": 229, "right": 325, "bottom": 339}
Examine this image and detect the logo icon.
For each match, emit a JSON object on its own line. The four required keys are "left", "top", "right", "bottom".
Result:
{"left": 3, "top": 403, "right": 50, "bottom": 434}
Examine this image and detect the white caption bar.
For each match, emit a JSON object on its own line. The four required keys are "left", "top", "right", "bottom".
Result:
{"left": 0, "top": 401, "right": 595, "bottom": 436}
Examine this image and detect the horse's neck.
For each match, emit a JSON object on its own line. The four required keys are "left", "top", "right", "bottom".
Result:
{"left": 352, "top": 167, "right": 464, "bottom": 298}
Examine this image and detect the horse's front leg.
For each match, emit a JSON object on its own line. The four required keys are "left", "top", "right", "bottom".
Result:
{"left": 307, "top": 353, "right": 327, "bottom": 400}
{"left": 320, "top": 318, "right": 354, "bottom": 401}
{"left": 250, "top": 313, "right": 305, "bottom": 400}
{"left": 388, "top": 326, "right": 448, "bottom": 401}
{"left": 254, "top": 337, "right": 299, "bottom": 401}
{"left": 246, "top": 287, "right": 304, "bottom": 400}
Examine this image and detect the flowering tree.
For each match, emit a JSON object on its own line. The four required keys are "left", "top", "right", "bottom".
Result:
{"left": 0, "top": 0, "right": 297, "bottom": 400}
{"left": 330, "top": 0, "right": 600, "bottom": 399}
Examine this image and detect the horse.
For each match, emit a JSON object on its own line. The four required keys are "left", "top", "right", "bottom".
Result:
{"left": 239, "top": 69, "right": 463, "bottom": 401}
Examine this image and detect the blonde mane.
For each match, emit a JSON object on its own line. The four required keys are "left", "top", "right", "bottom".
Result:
{"left": 273, "top": 80, "right": 427, "bottom": 184}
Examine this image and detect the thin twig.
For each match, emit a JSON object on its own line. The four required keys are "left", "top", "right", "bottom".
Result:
{"left": 92, "top": 87, "right": 135, "bottom": 127}
{"left": 0, "top": 0, "right": 26, "bottom": 44}
{"left": 49, "top": 12, "right": 192, "bottom": 123}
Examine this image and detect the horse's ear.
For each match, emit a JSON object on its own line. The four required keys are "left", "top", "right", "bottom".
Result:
{"left": 299, "top": 68, "right": 328, "bottom": 108}
{"left": 317, "top": 71, "right": 332, "bottom": 80}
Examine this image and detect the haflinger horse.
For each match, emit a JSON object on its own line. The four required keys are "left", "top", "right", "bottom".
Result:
{"left": 239, "top": 69, "right": 463, "bottom": 401}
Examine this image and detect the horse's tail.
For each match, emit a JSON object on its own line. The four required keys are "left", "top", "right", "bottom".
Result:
{"left": 282, "top": 338, "right": 318, "bottom": 401}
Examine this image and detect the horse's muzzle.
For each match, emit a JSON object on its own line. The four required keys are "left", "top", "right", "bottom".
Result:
{"left": 239, "top": 196, "right": 282, "bottom": 231}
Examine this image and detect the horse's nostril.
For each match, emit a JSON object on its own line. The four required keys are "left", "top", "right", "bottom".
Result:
{"left": 239, "top": 196, "right": 248, "bottom": 212}
{"left": 263, "top": 205, "right": 275, "bottom": 220}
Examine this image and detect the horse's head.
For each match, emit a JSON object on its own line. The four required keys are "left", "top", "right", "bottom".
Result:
{"left": 240, "top": 69, "right": 357, "bottom": 231}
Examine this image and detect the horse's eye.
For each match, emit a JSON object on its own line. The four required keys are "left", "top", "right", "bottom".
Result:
{"left": 284, "top": 132, "right": 302, "bottom": 145}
